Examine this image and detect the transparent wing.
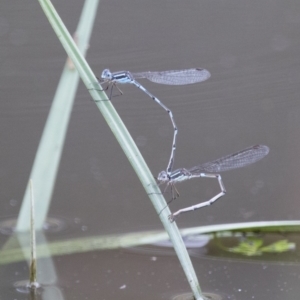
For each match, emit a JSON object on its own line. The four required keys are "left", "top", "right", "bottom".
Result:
{"left": 188, "top": 145, "right": 269, "bottom": 174}
{"left": 132, "top": 68, "right": 211, "bottom": 85}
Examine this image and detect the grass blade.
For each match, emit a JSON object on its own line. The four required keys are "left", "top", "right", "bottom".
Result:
{"left": 37, "top": 0, "right": 204, "bottom": 298}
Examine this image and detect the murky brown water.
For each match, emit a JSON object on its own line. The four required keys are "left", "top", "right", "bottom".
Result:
{"left": 1, "top": 0, "right": 300, "bottom": 299}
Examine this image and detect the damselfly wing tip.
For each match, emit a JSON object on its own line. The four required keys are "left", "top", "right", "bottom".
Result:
{"left": 253, "top": 144, "right": 270, "bottom": 156}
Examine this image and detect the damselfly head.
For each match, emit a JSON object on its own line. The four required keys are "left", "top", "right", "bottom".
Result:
{"left": 157, "top": 170, "right": 169, "bottom": 182}
{"left": 101, "top": 69, "right": 113, "bottom": 81}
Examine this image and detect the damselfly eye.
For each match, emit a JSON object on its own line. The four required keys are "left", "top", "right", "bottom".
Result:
{"left": 157, "top": 171, "right": 168, "bottom": 181}
{"left": 101, "top": 69, "right": 112, "bottom": 80}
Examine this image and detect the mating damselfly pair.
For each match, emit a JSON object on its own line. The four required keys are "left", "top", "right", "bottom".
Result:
{"left": 98, "top": 68, "right": 269, "bottom": 221}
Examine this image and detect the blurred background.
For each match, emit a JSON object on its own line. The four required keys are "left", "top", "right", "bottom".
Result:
{"left": 0, "top": 0, "right": 300, "bottom": 298}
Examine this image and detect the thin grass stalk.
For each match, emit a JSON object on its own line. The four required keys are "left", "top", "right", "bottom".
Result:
{"left": 29, "top": 180, "right": 38, "bottom": 288}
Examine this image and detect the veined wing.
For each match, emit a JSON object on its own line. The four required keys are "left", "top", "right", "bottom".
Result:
{"left": 188, "top": 145, "right": 269, "bottom": 174}
{"left": 132, "top": 68, "right": 211, "bottom": 85}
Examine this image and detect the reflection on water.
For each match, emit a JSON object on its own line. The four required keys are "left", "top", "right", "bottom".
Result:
{"left": 0, "top": 229, "right": 299, "bottom": 299}
{"left": 14, "top": 279, "right": 41, "bottom": 294}
{"left": 172, "top": 292, "right": 229, "bottom": 300}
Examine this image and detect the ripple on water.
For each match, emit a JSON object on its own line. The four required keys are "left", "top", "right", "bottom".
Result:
{"left": 0, "top": 216, "right": 68, "bottom": 235}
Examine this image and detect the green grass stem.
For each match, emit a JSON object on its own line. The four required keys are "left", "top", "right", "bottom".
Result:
{"left": 37, "top": 0, "right": 204, "bottom": 298}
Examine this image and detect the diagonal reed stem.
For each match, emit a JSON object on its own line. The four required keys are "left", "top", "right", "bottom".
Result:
{"left": 37, "top": 0, "right": 205, "bottom": 298}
